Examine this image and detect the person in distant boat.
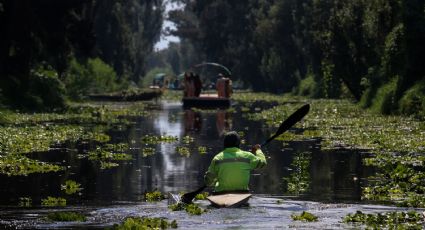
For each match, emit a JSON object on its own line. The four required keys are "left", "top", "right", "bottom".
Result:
{"left": 184, "top": 72, "right": 195, "bottom": 97}
{"left": 216, "top": 73, "right": 232, "bottom": 98}
{"left": 194, "top": 74, "right": 202, "bottom": 97}
{"left": 204, "top": 131, "right": 267, "bottom": 194}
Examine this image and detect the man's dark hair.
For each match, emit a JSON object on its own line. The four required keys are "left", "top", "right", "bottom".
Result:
{"left": 223, "top": 131, "right": 240, "bottom": 148}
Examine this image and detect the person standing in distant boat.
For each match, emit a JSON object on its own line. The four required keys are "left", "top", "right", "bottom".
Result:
{"left": 216, "top": 73, "right": 232, "bottom": 98}
{"left": 194, "top": 74, "right": 202, "bottom": 97}
{"left": 204, "top": 131, "right": 267, "bottom": 194}
{"left": 184, "top": 72, "right": 195, "bottom": 97}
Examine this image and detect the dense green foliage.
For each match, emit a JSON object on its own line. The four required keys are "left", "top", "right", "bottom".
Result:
{"left": 0, "top": 0, "right": 163, "bottom": 110}
{"left": 165, "top": 0, "right": 424, "bottom": 116}
{"left": 65, "top": 58, "right": 126, "bottom": 100}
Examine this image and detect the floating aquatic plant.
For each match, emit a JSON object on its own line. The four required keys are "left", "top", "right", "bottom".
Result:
{"left": 0, "top": 155, "right": 63, "bottom": 176}
{"left": 141, "top": 134, "right": 178, "bottom": 144}
{"left": 168, "top": 203, "right": 205, "bottom": 215}
{"left": 291, "top": 211, "right": 318, "bottom": 222}
{"left": 184, "top": 203, "right": 205, "bottom": 215}
{"left": 195, "top": 192, "right": 209, "bottom": 200}
{"left": 197, "top": 146, "right": 207, "bottom": 155}
{"left": 41, "top": 196, "right": 66, "bottom": 207}
{"left": 113, "top": 217, "right": 177, "bottom": 229}
{"left": 282, "top": 151, "right": 311, "bottom": 195}
{"left": 343, "top": 210, "right": 424, "bottom": 229}
{"left": 142, "top": 147, "right": 155, "bottom": 157}
{"left": 176, "top": 146, "right": 190, "bottom": 157}
{"left": 238, "top": 95, "right": 424, "bottom": 208}
{"left": 104, "top": 143, "right": 129, "bottom": 152}
{"left": 61, "top": 180, "right": 83, "bottom": 195}
{"left": 181, "top": 136, "right": 194, "bottom": 144}
{"left": 46, "top": 212, "right": 86, "bottom": 222}
{"left": 144, "top": 190, "right": 165, "bottom": 202}
{"left": 168, "top": 202, "right": 185, "bottom": 211}
{"left": 88, "top": 148, "right": 132, "bottom": 161}
{"left": 100, "top": 161, "right": 119, "bottom": 169}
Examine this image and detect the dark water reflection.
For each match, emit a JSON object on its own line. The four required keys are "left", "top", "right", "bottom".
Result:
{"left": 0, "top": 101, "right": 373, "bottom": 207}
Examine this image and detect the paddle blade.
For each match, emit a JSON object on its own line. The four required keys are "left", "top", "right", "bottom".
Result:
{"left": 261, "top": 104, "right": 310, "bottom": 147}
{"left": 181, "top": 185, "right": 207, "bottom": 204}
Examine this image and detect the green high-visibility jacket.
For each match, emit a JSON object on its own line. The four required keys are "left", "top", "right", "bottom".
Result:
{"left": 204, "top": 147, "right": 267, "bottom": 193}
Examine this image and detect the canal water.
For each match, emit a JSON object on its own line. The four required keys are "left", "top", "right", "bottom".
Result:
{"left": 0, "top": 100, "right": 411, "bottom": 229}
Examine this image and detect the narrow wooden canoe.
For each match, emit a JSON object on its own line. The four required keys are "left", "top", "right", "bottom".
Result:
{"left": 207, "top": 193, "right": 252, "bottom": 208}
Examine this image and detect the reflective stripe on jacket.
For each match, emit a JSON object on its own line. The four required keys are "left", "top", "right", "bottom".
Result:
{"left": 204, "top": 147, "right": 267, "bottom": 193}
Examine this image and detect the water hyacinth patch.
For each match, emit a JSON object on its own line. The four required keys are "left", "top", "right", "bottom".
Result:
{"left": 176, "top": 146, "right": 190, "bottom": 157}
{"left": 61, "top": 180, "right": 83, "bottom": 195}
{"left": 236, "top": 96, "right": 424, "bottom": 208}
{"left": 41, "top": 197, "right": 66, "bottom": 207}
{"left": 0, "top": 125, "right": 84, "bottom": 155}
{"left": 87, "top": 148, "right": 132, "bottom": 161}
{"left": 282, "top": 151, "right": 311, "bottom": 195}
{"left": 100, "top": 161, "right": 119, "bottom": 169}
{"left": 168, "top": 203, "right": 205, "bottom": 215}
{"left": 195, "top": 192, "right": 209, "bottom": 200}
{"left": 46, "top": 212, "right": 86, "bottom": 222}
{"left": 0, "top": 154, "right": 63, "bottom": 176}
{"left": 0, "top": 101, "right": 150, "bottom": 177}
{"left": 184, "top": 203, "right": 205, "bottom": 215}
{"left": 181, "top": 135, "right": 194, "bottom": 144}
{"left": 141, "top": 134, "right": 178, "bottom": 144}
{"left": 144, "top": 190, "right": 165, "bottom": 202}
{"left": 291, "top": 211, "right": 318, "bottom": 222}
{"left": 197, "top": 146, "right": 207, "bottom": 155}
{"left": 343, "top": 211, "right": 424, "bottom": 229}
{"left": 142, "top": 147, "right": 155, "bottom": 157}
{"left": 168, "top": 202, "right": 185, "bottom": 211}
{"left": 113, "top": 217, "right": 177, "bottom": 229}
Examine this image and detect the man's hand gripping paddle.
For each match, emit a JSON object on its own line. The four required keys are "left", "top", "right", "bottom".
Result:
{"left": 180, "top": 104, "right": 311, "bottom": 204}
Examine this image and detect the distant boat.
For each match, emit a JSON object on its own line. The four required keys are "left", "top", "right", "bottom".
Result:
{"left": 182, "top": 95, "right": 230, "bottom": 109}
{"left": 182, "top": 62, "right": 232, "bottom": 108}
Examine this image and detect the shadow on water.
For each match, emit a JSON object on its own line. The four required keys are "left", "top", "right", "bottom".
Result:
{"left": 0, "top": 101, "right": 379, "bottom": 228}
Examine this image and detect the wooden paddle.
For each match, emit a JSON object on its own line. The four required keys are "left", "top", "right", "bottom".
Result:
{"left": 180, "top": 104, "right": 311, "bottom": 204}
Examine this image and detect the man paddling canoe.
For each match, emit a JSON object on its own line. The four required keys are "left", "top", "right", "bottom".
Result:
{"left": 204, "top": 131, "right": 267, "bottom": 194}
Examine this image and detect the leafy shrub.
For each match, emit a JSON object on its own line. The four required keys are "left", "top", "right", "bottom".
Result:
{"left": 28, "top": 65, "right": 67, "bottom": 110}
{"left": 64, "top": 57, "right": 127, "bottom": 100}
{"left": 370, "top": 77, "right": 398, "bottom": 114}
{"left": 296, "top": 73, "right": 318, "bottom": 98}
{"left": 399, "top": 80, "right": 425, "bottom": 118}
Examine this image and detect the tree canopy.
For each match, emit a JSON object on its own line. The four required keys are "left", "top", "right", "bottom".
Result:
{"left": 164, "top": 0, "right": 424, "bottom": 115}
